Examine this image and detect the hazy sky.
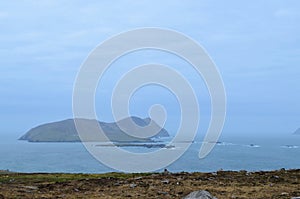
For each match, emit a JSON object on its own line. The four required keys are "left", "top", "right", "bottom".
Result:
{"left": 0, "top": 0, "right": 299, "bottom": 137}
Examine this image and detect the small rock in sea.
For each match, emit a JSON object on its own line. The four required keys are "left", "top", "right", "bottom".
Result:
{"left": 183, "top": 190, "right": 217, "bottom": 199}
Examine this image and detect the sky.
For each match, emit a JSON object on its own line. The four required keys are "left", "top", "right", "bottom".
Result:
{"left": 0, "top": 0, "right": 299, "bottom": 137}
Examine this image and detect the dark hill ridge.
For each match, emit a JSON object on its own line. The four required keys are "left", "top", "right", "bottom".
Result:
{"left": 19, "top": 117, "right": 169, "bottom": 142}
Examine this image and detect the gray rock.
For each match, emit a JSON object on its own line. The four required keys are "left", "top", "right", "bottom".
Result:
{"left": 22, "top": 185, "right": 38, "bottom": 190}
{"left": 129, "top": 183, "right": 137, "bottom": 188}
{"left": 291, "top": 197, "right": 300, "bottom": 199}
{"left": 183, "top": 190, "right": 217, "bottom": 199}
{"left": 161, "top": 179, "right": 169, "bottom": 184}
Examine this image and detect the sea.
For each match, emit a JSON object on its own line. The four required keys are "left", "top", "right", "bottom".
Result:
{"left": 1, "top": 134, "right": 299, "bottom": 173}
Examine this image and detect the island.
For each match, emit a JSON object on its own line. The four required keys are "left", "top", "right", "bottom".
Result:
{"left": 19, "top": 116, "right": 169, "bottom": 143}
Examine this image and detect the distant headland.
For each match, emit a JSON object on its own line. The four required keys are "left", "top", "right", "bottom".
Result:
{"left": 19, "top": 116, "right": 169, "bottom": 142}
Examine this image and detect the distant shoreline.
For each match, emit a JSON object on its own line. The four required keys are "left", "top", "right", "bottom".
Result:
{"left": 1, "top": 168, "right": 299, "bottom": 174}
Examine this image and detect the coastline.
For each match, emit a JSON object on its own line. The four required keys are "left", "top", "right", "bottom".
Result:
{"left": 1, "top": 169, "right": 299, "bottom": 198}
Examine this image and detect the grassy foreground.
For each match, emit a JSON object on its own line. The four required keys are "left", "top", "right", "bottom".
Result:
{"left": 0, "top": 169, "right": 299, "bottom": 198}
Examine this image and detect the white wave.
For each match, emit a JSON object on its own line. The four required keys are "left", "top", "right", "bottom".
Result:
{"left": 281, "top": 145, "right": 299, "bottom": 149}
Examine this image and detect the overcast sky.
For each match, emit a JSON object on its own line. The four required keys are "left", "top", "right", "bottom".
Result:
{"left": 0, "top": 0, "right": 299, "bottom": 137}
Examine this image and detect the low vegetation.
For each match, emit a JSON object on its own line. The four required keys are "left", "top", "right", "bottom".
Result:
{"left": 0, "top": 169, "right": 299, "bottom": 198}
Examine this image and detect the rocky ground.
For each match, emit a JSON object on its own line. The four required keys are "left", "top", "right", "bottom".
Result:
{"left": 0, "top": 169, "right": 299, "bottom": 198}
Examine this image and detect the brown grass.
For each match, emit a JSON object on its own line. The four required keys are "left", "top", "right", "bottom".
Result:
{"left": 0, "top": 169, "right": 299, "bottom": 198}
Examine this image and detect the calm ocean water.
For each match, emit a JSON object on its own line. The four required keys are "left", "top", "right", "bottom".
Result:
{"left": 1, "top": 134, "right": 299, "bottom": 173}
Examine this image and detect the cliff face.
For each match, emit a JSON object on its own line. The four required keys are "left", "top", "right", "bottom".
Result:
{"left": 19, "top": 117, "right": 169, "bottom": 142}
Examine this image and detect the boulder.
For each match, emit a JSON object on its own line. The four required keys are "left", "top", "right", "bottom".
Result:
{"left": 183, "top": 190, "right": 217, "bottom": 199}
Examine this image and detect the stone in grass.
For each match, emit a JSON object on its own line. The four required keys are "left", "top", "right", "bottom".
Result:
{"left": 183, "top": 190, "right": 217, "bottom": 199}
{"left": 129, "top": 183, "right": 137, "bottom": 188}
